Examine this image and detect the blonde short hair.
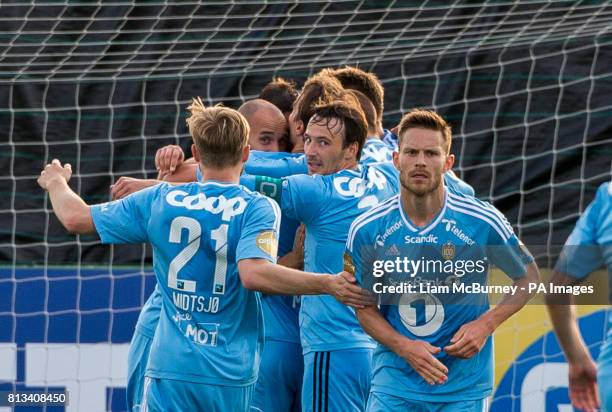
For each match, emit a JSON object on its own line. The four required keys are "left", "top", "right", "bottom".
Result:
{"left": 186, "top": 97, "right": 250, "bottom": 168}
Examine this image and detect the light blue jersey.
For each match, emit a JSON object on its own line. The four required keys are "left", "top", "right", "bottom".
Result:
{"left": 91, "top": 181, "right": 280, "bottom": 387}
{"left": 241, "top": 149, "right": 474, "bottom": 197}
{"left": 252, "top": 162, "right": 400, "bottom": 353}
{"left": 555, "top": 180, "right": 612, "bottom": 411}
{"left": 134, "top": 285, "right": 162, "bottom": 339}
{"left": 127, "top": 285, "right": 161, "bottom": 411}
{"left": 246, "top": 150, "right": 308, "bottom": 178}
{"left": 382, "top": 128, "right": 398, "bottom": 150}
{"left": 346, "top": 190, "right": 533, "bottom": 402}
{"left": 196, "top": 165, "right": 301, "bottom": 344}
{"left": 361, "top": 138, "right": 395, "bottom": 165}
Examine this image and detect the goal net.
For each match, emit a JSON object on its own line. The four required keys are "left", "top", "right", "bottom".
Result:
{"left": 1, "top": 1, "right": 610, "bottom": 411}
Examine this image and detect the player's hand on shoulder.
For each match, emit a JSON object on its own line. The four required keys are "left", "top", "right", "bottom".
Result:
{"left": 111, "top": 176, "right": 158, "bottom": 200}
{"left": 38, "top": 159, "right": 72, "bottom": 190}
{"left": 397, "top": 338, "right": 448, "bottom": 385}
{"left": 444, "top": 318, "right": 492, "bottom": 359}
{"left": 568, "top": 354, "right": 600, "bottom": 412}
{"left": 327, "top": 271, "right": 376, "bottom": 309}
{"left": 155, "top": 144, "right": 185, "bottom": 179}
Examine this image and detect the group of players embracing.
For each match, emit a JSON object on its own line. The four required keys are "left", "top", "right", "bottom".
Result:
{"left": 37, "top": 66, "right": 609, "bottom": 412}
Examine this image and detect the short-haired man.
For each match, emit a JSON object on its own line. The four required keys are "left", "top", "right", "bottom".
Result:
{"left": 546, "top": 179, "right": 611, "bottom": 412}
{"left": 238, "top": 99, "right": 289, "bottom": 153}
{"left": 244, "top": 92, "right": 399, "bottom": 411}
{"left": 346, "top": 109, "right": 539, "bottom": 411}
{"left": 38, "top": 99, "right": 367, "bottom": 411}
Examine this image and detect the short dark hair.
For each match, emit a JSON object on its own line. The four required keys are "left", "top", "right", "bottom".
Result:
{"left": 397, "top": 109, "right": 452, "bottom": 153}
{"left": 321, "top": 66, "right": 384, "bottom": 123}
{"left": 310, "top": 92, "right": 368, "bottom": 161}
{"left": 259, "top": 77, "right": 299, "bottom": 114}
{"left": 346, "top": 89, "right": 377, "bottom": 136}
{"left": 295, "top": 74, "right": 344, "bottom": 127}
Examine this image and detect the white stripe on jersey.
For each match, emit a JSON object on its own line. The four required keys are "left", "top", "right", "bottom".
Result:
{"left": 447, "top": 192, "right": 513, "bottom": 239}
{"left": 447, "top": 203, "right": 509, "bottom": 241}
{"left": 262, "top": 196, "right": 282, "bottom": 235}
{"left": 347, "top": 198, "right": 400, "bottom": 252}
{"left": 347, "top": 195, "right": 399, "bottom": 243}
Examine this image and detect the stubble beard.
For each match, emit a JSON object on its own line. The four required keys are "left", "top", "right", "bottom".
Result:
{"left": 399, "top": 170, "right": 442, "bottom": 197}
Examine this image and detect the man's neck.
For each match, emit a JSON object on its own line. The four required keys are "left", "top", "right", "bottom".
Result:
{"left": 291, "top": 137, "right": 304, "bottom": 154}
{"left": 340, "top": 158, "right": 359, "bottom": 171}
{"left": 199, "top": 164, "right": 242, "bottom": 184}
{"left": 400, "top": 185, "right": 446, "bottom": 228}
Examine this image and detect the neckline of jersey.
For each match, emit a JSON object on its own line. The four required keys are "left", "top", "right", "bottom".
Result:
{"left": 398, "top": 189, "right": 448, "bottom": 235}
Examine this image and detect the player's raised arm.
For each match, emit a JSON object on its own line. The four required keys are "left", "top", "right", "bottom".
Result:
{"left": 37, "top": 159, "right": 94, "bottom": 234}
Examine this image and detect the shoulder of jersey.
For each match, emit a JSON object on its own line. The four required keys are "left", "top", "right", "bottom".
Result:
{"left": 347, "top": 195, "right": 400, "bottom": 251}
{"left": 446, "top": 190, "right": 515, "bottom": 241}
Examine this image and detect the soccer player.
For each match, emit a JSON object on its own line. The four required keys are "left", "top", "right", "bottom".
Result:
{"left": 37, "top": 99, "right": 369, "bottom": 411}
{"left": 345, "top": 109, "right": 539, "bottom": 411}
{"left": 546, "top": 179, "right": 611, "bottom": 412}
{"left": 244, "top": 93, "right": 399, "bottom": 411}
{"left": 238, "top": 99, "right": 290, "bottom": 153}
{"left": 259, "top": 76, "right": 299, "bottom": 123}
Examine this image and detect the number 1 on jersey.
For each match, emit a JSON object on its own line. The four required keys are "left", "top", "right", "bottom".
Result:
{"left": 211, "top": 224, "right": 228, "bottom": 295}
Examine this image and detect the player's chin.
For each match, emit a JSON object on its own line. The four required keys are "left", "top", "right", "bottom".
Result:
{"left": 307, "top": 164, "right": 324, "bottom": 175}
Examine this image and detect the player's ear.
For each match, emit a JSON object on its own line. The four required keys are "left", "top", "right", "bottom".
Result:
{"left": 444, "top": 153, "right": 455, "bottom": 172}
{"left": 295, "top": 120, "right": 305, "bottom": 138}
{"left": 392, "top": 150, "right": 400, "bottom": 170}
{"left": 191, "top": 144, "right": 201, "bottom": 163}
{"left": 241, "top": 145, "right": 250, "bottom": 163}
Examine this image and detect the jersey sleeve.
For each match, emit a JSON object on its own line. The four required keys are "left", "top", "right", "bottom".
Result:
{"left": 485, "top": 204, "right": 534, "bottom": 279}
{"left": 444, "top": 170, "right": 475, "bottom": 197}
{"left": 555, "top": 183, "right": 607, "bottom": 278}
{"left": 245, "top": 151, "right": 308, "bottom": 178}
{"left": 90, "top": 184, "right": 158, "bottom": 244}
{"left": 280, "top": 173, "right": 330, "bottom": 224}
{"left": 236, "top": 195, "right": 282, "bottom": 263}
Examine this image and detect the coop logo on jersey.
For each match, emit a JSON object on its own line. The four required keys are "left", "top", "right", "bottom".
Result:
{"left": 166, "top": 190, "right": 247, "bottom": 221}
{"left": 333, "top": 168, "right": 388, "bottom": 199}
{"left": 441, "top": 218, "right": 475, "bottom": 245}
{"left": 256, "top": 231, "right": 278, "bottom": 257}
{"left": 375, "top": 220, "right": 403, "bottom": 247}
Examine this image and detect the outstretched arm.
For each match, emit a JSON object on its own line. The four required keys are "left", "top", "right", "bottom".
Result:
{"left": 238, "top": 259, "right": 373, "bottom": 308}
{"left": 37, "top": 159, "right": 94, "bottom": 234}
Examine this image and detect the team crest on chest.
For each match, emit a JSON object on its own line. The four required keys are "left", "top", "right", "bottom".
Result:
{"left": 441, "top": 242, "right": 456, "bottom": 260}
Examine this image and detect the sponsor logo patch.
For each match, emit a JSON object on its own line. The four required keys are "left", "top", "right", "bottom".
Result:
{"left": 256, "top": 231, "right": 278, "bottom": 257}
{"left": 343, "top": 252, "right": 355, "bottom": 275}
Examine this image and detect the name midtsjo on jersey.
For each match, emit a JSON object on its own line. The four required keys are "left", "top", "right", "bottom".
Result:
{"left": 173, "top": 291, "right": 220, "bottom": 313}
